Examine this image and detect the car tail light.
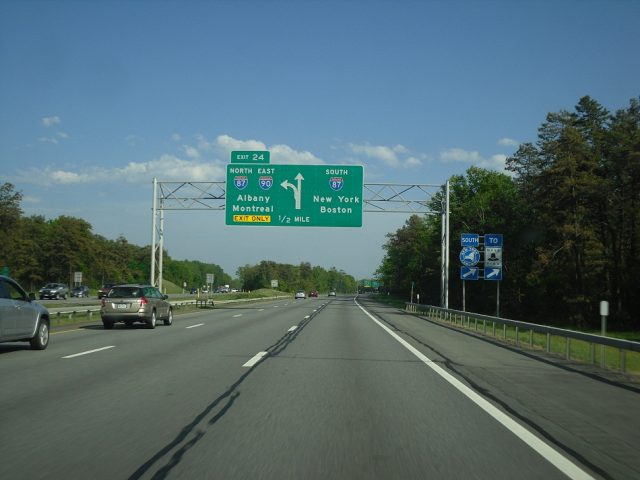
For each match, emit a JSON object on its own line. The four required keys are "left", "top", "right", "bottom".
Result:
{"left": 101, "top": 298, "right": 106, "bottom": 307}
{"left": 140, "top": 297, "right": 148, "bottom": 305}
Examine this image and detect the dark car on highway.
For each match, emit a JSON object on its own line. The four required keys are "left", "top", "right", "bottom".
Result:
{"left": 97, "top": 283, "right": 117, "bottom": 299}
{"left": 72, "top": 285, "right": 90, "bottom": 297}
{"left": 100, "top": 284, "right": 173, "bottom": 329}
{"left": 0, "top": 275, "right": 50, "bottom": 350}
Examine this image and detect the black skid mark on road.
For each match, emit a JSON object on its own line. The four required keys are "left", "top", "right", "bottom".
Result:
{"left": 360, "top": 300, "right": 613, "bottom": 480}
{"left": 128, "top": 303, "right": 329, "bottom": 480}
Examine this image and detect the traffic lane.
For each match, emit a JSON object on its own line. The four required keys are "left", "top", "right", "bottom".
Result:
{"left": 0, "top": 299, "right": 290, "bottom": 379}
{"left": 129, "top": 296, "right": 569, "bottom": 480}
{"left": 359, "top": 297, "right": 640, "bottom": 480}
{"left": 0, "top": 299, "right": 327, "bottom": 480}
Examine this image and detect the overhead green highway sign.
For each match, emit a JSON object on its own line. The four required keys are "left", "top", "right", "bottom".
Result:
{"left": 225, "top": 164, "right": 363, "bottom": 227}
{"left": 230, "top": 151, "right": 270, "bottom": 164}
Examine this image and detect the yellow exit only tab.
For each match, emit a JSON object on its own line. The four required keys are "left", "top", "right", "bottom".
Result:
{"left": 233, "top": 215, "right": 271, "bottom": 223}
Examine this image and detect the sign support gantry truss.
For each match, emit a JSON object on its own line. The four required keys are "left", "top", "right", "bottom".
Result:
{"left": 151, "top": 179, "right": 450, "bottom": 307}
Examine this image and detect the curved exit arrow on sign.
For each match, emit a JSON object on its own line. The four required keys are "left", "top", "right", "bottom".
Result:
{"left": 280, "top": 173, "right": 304, "bottom": 210}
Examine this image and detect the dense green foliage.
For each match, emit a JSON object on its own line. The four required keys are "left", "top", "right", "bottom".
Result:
{"left": 237, "top": 260, "right": 356, "bottom": 294}
{"left": 0, "top": 187, "right": 232, "bottom": 292}
{"left": 378, "top": 96, "right": 640, "bottom": 329}
{"left": 0, "top": 184, "right": 355, "bottom": 295}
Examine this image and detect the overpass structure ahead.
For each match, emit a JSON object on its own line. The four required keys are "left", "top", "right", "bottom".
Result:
{"left": 150, "top": 179, "right": 451, "bottom": 307}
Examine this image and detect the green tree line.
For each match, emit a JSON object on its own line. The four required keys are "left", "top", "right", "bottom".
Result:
{"left": 378, "top": 96, "right": 640, "bottom": 330}
{"left": 237, "top": 260, "right": 357, "bottom": 294}
{"left": 0, "top": 185, "right": 232, "bottom": 292}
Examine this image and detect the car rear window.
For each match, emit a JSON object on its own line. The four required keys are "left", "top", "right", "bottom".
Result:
{"left": 108, "top": 287, "right": 142, "bottom": 298}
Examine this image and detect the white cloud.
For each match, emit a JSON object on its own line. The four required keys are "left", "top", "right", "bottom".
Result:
{"left": 439, "top": 148, "right": 508, "bottom": 172}
{"left": 404, "top": 156, "right": 423, "bottom": 168}
{"left": 269, "top": 143, "right": 323, "bottom": 164}
{"left": 38, "top": 137, "right": 59, "bottom": 144}
{"left": 346, "top": 142, "right": 422, "bottom": 169}
{"left": 42, "top": 116, "right": 61, "bottom": 127}
{"left": 215, "top": 134, "right": 267, "bottom": 154}
{"left": 15, "top": 155, "right": 227, "bottom": 187}
{"left": 498, "top": 137, "right": 519, "bottom": 147}
{"left": 440, "top": 148, "right": 483, "bottom": 163}
{"left": 480, "top": 154, "right": 508, "bottom": 171}
{"left": 56, "top": 132, "right": 69, "bottom": 139}
{"left": 183, "top": 145, "right": 200, "bottom": 159}
{"left": 171, "top": 133, "right": 182, "bottom": 142}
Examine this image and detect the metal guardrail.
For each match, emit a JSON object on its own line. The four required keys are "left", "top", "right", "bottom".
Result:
{"left": 406, "top": 303, "right": 640, "bottom": 374}
{"left": 47, "top": 295, "right": 293, "bottom": 322}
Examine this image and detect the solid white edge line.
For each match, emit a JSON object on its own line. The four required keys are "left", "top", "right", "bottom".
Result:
{"left": 288, "top": 326, "right": 298, "bottom": 332}
{"left": 63, "top": 346, "right": 115, "bottom": 359}
{"left": 186, "top": 323, "right": 204, "bottom": 329}
{"left": 243, "top": 351, "right": 268, "bottom": 368}
{"left": 354, "top": 300, "right": 595, "bottom": 480}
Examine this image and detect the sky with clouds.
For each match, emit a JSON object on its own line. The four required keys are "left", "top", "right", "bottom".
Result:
{"left": 1, "top": 0, "right": 638, "bottom": 281}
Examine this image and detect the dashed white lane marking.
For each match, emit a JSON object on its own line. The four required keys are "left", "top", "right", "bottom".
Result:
{"left": 63, "top": 346, "right": 115, "bottom": 359}
{"left": 304, "top": 315, "right": 310, "bottom": 319}
{"left": 288, "top": 326, "right": 298, "bottom": 332}
{"left": 232, "top": 314, "right": 242, "bottom": 318}
{"left": 243, "top": 351, "right": 268, "bottom": 367}
{"left": 273, "top": 305, "right": 279, "bottom": 308}
{"left": 355, "top": 300, "right": 595, "bottom": 480}
{"left": 186, "top": 323, "right": 204, "bottom": 329}
{"left": 258, "top": 309, "right": 265, "bottom": 312}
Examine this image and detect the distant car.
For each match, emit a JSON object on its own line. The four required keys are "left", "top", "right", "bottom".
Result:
{"left": 328, "top": 291, "right": 336, "bottom": 297}
{"left": 39, "top": 282, "right": 69, "bottom": 300}
{"left": 0, "top": 275, "right": 50, "bottom": 350}
{"left": 100, "top": 284, "right": 172, "bottom": 329}
{"left": 98, "top": 283, "right": 117, "bottom": 299}
{"left": 190, "top": 288, "right": 197, "bottom": 294}
{"left": 72, "top": 285, "right": 90, "bottom": 298}
{"left": 295, "top": 290, "right": 306, "bottom": 299}
{"left": 309, "top": 290, "right": 318, "bottom": 298}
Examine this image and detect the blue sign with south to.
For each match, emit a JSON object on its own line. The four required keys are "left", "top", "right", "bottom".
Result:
{"left": 459, "top": 246, "right": 480, "bottom": 267}
{"left": 461, "top": 233, "right": 480, "bottom": 247}
{"left": 485, "top": 233, "right": 503, "bottom": 247}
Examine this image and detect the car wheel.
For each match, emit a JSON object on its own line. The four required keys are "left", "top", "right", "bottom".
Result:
{"left": 103, "top": 320, "right": 114, "bottom": 329}
{"left": 164, "top": 308, "right": 173, "bottom": 326}
{"left": 39, "top": 296, "right": 44, "bottom": 300}
{"left": 29, "top": 318, "right": 50, "bottom": 350}
{"left": 63, "top": 293, "right": 67, "bottom": 299}
{"left": 147, "top": 310, "right": 157, "bottom": 329}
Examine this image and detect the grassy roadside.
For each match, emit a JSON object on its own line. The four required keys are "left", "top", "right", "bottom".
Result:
{"left": 369, "top": 294, "right": 640, "bottom": 378}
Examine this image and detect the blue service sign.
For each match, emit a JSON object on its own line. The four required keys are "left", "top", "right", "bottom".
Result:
{"left": 461, "top": 233, "right": 480, "bottom": 247}
{"left": 485, "top": 233, "right": 503, "bottom": 247}
{"left": 460, "top": 266, "right": 479, "bottom": 280}
{"left": 484, "top": 267, "right": 503, "bottom": 281}
{"left": 460, "top": 247, "right": 481, "bottom": 267}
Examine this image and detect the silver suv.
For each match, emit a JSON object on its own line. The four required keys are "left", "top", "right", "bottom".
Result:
{"left": 100, "top": 284, "right": 173, "bottom": 329}
{"left": 0, "top": 275, "right": 50, "bottom": 350}
{"left": 39, "top": 282, "right": 69, "bottom": 300}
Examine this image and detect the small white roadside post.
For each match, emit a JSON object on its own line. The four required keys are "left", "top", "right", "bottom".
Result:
{"left": 600, "top": 300, "right": 609, "bottom": 368}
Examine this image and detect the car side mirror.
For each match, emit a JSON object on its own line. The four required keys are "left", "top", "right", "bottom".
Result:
{"left": 163, "top": 294, "right": 169, "bottom": 300}
{"left": 28, "top": 292, "right": 36, "bottom": 301}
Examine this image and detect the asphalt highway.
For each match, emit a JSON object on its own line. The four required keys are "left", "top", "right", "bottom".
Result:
{"left": 1, "top": 296, "right": 638, "bottom": 479}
